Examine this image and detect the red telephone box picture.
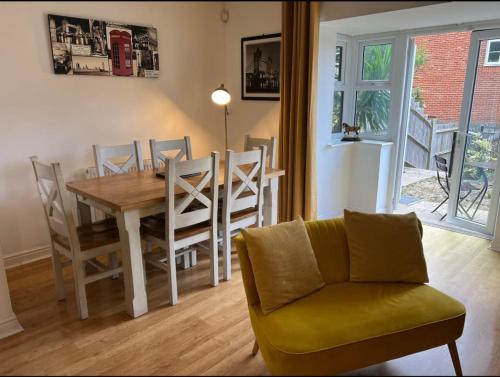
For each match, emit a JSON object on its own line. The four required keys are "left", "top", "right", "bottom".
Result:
{"left": 109, "top": 30, "right": 133, "bottom": 76}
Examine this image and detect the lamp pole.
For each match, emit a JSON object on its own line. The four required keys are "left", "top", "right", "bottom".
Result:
{"left": 224, "top": 105, "right": 229, "bottom": 151}
{"left": 211, "top": 83, "right": 231, "bottom": 150}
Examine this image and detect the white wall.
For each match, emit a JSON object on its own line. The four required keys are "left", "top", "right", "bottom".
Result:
{"left": 0, "top": 1, "right": 226, "bottom": 259}
{"left": 222, "top": 1, "right": 281, "bottom": 151}
{"left": 315, "top": 22, "right": 396, "bottom": 219}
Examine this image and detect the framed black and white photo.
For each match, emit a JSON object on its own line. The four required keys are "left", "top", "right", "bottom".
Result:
{"left": 48, "top": 14, "right": 159, "bottom": 78}
{"left": 241, "top": 33, "right": 281, "bottom": 100}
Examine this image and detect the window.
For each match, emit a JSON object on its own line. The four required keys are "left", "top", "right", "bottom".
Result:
{"left": 332, "top": 91, "right": 344, "bottom": 133}
{"left": 361, "top": 43, "right": 392, "bottom": 81}
{"left": 124, "top": 44, "right": 132, "bottom": 68}
{"left": 354, "top": 40, "right": 394, "bottom": 137}
{"left": 332, "top": 41, "right": 347, "bottom": 134}
{"left": 355, "top": 90, "right": 391, "bottom": 135}
{"left": 112, "top": 42, "right": 120, "bottom": 69}
{"left": 485, "top": 39, "right": 500, "bottom": 66}
{"left": 335, "top": 46, "right": 343, "bottom": 82}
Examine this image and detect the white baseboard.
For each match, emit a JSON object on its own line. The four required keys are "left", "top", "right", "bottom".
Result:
{"left": 3, "top": 245, "right": 51, "bottom": 270}
{"left": 0, "top": 315, "right": 23, "bottom": 340}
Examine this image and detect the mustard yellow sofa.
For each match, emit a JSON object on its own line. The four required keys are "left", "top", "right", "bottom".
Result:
{"left": 235, "top": 218, "right": 465, "bottom": 376}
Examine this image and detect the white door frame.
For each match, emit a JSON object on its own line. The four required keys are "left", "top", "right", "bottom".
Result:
{"left": 447, "top": 28, "right": 500, "bottom": 235}
{"left": 392, "top": 38, "right": 416, "bottom": 211}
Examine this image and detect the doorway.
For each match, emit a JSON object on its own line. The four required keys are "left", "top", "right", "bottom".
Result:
{"left": 395, "top": 29, "right": 500, "bottom": 236}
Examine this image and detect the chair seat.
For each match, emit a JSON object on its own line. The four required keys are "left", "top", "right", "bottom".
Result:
{"left": 218, "top": 207, "right": 258, "bottom": 223}
{"left": 53, "top": 218, "right": 120, "bottom": 251}
{"left": 140, "top": 217, "right": 211, "bottom": 241}
{"left": 251, "top": 282, "right": 465, "bottom": 375}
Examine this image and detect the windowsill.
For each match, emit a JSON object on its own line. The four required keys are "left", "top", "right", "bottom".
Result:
{"left": 327, "top": 138, "right": 393, "bottom": 148}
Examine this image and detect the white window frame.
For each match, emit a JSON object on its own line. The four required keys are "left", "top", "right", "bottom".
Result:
{"left": 332, "top": 34, "right": 355, "bottom": 139}
{"left": 484, "top": 38, "right": 500, "bottom": 66}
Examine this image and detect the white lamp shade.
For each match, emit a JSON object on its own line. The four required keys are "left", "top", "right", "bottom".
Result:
{"left": 211, "top": 84, "right": 231, "bottom": 105}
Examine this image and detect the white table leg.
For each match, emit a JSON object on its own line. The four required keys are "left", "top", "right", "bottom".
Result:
{"left": 264, "top": 177, "right": 279, "bottom": 226}
{"left": 116, "top": 209, "right": 148, "bottom": 318}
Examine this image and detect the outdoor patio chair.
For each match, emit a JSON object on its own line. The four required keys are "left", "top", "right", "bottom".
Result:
{"left": 432, "top": 155, "right": 481, "bottom": 221}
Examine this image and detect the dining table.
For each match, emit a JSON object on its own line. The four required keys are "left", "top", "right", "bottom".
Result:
{"left": 66, "top": 161, "right": 285, "bottom": 318}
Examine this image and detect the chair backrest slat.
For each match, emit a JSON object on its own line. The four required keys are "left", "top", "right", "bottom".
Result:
{"left": 222, "top": 146, "right": 266, "bottom": 226}
{"left": 150, "top": 136, "right": 192, "bottom": 169}
{"left": 164, "top": 152, "right": 219, "bottom": 232}
{"left": 244, "top": 135, "right": 277, "bottom": 168}
{"left": 30, "top": 156, "right": 78, "bottom": 246}
{"left": 434, "top": 155, "right": 450, "bottom": 192}
{"left": 93, "top": 141, "right": 144, "bottom": 177}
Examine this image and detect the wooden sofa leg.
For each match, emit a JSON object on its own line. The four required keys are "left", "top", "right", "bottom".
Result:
{"left": 448, "top": 341, "right": 463, "bottom": 376}
{"left": 251, "top": 340, "right": 259, "bottom": 356}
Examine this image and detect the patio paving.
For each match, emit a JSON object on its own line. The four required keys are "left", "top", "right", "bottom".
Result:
{"left": 396, "top": 167, "right": 491, "bottom": 236}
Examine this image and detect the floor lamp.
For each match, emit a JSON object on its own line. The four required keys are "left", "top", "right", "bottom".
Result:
{"left": 211, "top": 84, "right": 231, "bottom": 150}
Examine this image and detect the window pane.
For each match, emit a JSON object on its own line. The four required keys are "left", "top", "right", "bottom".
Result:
{"left": 335, "top": 46, "right": 343, "bottom": 82}
{"left": 489, "top": 41, "right": 500, "bottom": 52}
{"left": 332, "top": 91, "right": 344, "bottom": 133}
{"left": 362, "top": 43, "right": 392, "bottom": 81}
{"left": 488, "top": 52, "right": 500, "bottom": 63}
{"left": 355, "top": 90, "right": 391, "bottom": 134}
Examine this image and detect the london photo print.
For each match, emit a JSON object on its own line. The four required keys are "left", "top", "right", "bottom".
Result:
{"left": 48, "top": 14, "right": 159, "bottom": 78}
{"left": 241, "top": 33, "right": 281, "bottom": 100}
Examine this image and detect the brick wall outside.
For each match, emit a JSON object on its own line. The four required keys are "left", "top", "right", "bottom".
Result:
{"left": 413, "top": 31, "right": 500, "bottom": 126}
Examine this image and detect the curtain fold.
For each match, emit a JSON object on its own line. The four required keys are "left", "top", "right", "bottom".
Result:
{"left": 279, "top": 1, "right": 320, "bottom": 221}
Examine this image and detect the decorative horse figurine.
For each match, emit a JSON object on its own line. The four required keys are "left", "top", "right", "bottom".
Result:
{"left": 343, "top": 123, "right": 360, "bottom": 136}
{"left": 341, "top": 123, "right": 361, "bottom": 141}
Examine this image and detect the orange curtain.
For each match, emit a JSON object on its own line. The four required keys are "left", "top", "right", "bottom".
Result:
{"left": 279, "top": 1, "right": 319, "bottom": 221}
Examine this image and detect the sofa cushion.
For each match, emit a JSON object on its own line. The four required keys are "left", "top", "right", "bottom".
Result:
{"left": 305, "top": 218, "right": 350, "bottom": 283}
{"left": 242, "top": 217, "right": 325, "bottom": 315}
{"left": 344, "top": 210, "right": 429, "bottom": 283}
{"left": 235, "top": 219, "right": 351, "bottom": 308}
{"left": 250, "top": 282, "right": 465, "bottom": 375}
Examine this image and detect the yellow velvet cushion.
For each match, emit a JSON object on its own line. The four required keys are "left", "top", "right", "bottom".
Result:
{"left": 241, "top": 218, "right": 325, "bottom": 315}
{"left": 344, "top": 210, "right": 429, "bottom": 283}
{"left": 305, "top": 218, "right": 350, "bottom": 284}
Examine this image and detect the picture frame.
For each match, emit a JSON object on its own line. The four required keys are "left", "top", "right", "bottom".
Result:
{"left": 48, "top": 14, "right": 159, "bottom": 78}
{"left": 241, "top": 33, "right": 281, "bottom": 101}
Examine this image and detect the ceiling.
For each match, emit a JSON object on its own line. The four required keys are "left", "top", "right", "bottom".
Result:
{"left": 323, "top": 2, "right": 500, "bottom": 36}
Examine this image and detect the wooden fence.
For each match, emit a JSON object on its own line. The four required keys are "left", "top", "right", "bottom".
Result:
{"left": 405, "top": 103, "right": 458, "bottom": 170}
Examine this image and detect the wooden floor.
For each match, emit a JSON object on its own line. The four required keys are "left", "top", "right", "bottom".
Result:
{"left": 1, "top": 226, "right": 499, "bottom": 376}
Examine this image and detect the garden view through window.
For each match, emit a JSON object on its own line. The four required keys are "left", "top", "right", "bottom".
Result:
{"left": 332, "top": 45, "right": 344, "bottom": 133}
{"left": 355, "top": 89, "right": 391, "bottom": 134}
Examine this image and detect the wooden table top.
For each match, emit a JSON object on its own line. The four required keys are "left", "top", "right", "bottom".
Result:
{"left": 66, "top": 161, "right": 285, "bottom": 212}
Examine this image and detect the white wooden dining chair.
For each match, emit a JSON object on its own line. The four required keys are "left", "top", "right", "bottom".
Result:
{"left": 244, "top": 135, "right": 277, "bottom": 168}
{"left": 93, "top": 140, "right": 144, "bottom": 177}
{"left": 147, "top": 137, "right": 195, "bottom": 268}
{"left": 149, "top": 136, "right": 192, "bottom": 169}
{"left": 30, "top": 156, "right": 123, "bottom": 320}
{"left": 140, "top": 152, "right": 220, "bottom": 305}
{"left": 220, "top": 146, "right": 267, "bottom": 281}
{"left": 91, "top": 141, "right": 144, "bottom": 273}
